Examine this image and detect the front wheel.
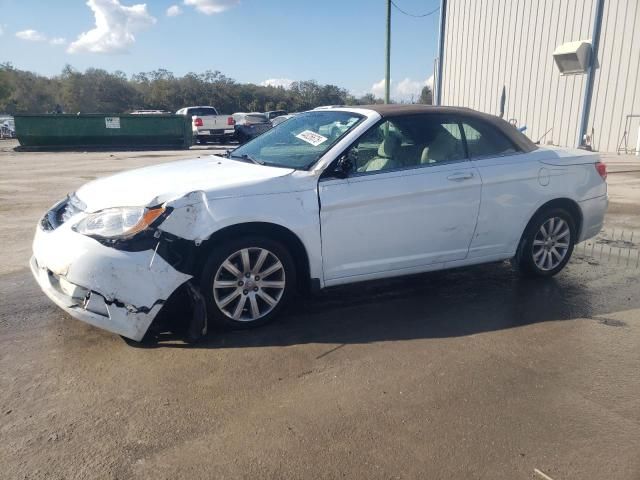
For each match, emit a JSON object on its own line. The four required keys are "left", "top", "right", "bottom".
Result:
{"left": 201, "top": 237, "right": 296, "bottom": 329}
{"left": 514, "top": 208, "right": 576, "bottom": 277}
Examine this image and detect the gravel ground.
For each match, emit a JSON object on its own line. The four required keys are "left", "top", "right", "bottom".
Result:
{"left": 1, "top": 141, "right": 639, "bottom": 479}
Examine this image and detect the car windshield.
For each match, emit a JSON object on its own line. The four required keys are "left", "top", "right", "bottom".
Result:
{"left": 230, "top": 110, "right": 364, "bottom": 169}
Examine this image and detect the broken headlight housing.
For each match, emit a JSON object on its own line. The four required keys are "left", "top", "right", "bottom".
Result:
{"left": 73, "top": 206, "right": 166, "bottom": 239}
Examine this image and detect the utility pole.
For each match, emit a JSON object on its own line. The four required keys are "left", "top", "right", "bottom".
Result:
{"left": 385, "top": 0, "right": 391, "bottom": 104}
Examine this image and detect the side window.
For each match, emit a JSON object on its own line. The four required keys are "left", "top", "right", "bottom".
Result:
{"left": 350, "top": 116, "right": 467, "bottom": 175}
{"left": 352, "top": 115, "right": 466, "bottom": 173}
{"left": 461, "top": 121, "right": 518, "bottom": 158}
{"left": 418, "top": 121, "right": 466, "bottom": 165}
{"left": 351, "top": 120, "right": 406, "bottom": 173}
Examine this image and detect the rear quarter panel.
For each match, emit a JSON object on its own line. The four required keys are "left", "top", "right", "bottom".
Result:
{"left": 470, "top": 148, "right": 606, "bottom": 258}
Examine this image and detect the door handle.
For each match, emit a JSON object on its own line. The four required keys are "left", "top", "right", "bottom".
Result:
{"left": 447, "top": 172, "right": 475, "bottom": 182}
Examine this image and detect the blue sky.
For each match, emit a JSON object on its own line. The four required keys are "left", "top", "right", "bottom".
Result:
{"left": 0, "top": 0, "right": 441, "bottom": 100}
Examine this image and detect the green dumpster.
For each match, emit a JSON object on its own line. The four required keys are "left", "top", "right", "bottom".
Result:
{"left": 14, "top": 114, "right": 193, "bottom": 150}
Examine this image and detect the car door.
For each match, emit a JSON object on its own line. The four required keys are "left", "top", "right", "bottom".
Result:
{"left": 319, "top": 115, "right": 482, "bottom": 285}
{"left": 459, "top": 118, "right": 541, "bottom": 259}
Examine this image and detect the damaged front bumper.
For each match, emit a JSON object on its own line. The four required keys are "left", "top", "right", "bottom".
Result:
{"left": 30, "top": 256, "right": 165, "bottom": 340}
{"left": 31, "top": 218, "right": 191, "bottom": 341}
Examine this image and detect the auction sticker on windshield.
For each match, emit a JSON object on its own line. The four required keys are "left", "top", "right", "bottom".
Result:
{"left": 296, "top": 130, "right": 328, "bottom": 147}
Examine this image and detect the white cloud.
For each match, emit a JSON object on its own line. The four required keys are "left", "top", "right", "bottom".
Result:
{"left": 183, "top": 0, "right": 239, "bottom": 15}
{"left": 395, "top": 78, "right": 426, "bottom": 99}
{"left": 15, "top": 29, "right": 67, "bottom": 47}
{"left": 16, "top": 29, "right": 47, "bottom": 42}
{"left": 68, "top": 0, "right": 156, "bottom": 54}
{"left": 371, "top": 78, "right": 386, "bottom": 98}
{"left": 166, "top": 5, "right": 183, "bottom": 16}
{"left": 426, "top": 74, "right": 434, "bottom": 90}
{"left": 261, "top": 78, "right": 294, "bottom": 89}
{"left": 370, "top": 76, "right": 432, "bottom": 101}
{"left": 0, "top": 25, "right": 4, "bottom": 36}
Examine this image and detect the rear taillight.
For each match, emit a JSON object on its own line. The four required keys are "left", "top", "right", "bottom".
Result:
{"left": 595, "top": 161, "right": 607, "bottom": 180}
{"left": 227, "top": 116, "right": 235, "bottom": 126}
{"left": 194, "top": 117, "right": 203, "bottom": 127}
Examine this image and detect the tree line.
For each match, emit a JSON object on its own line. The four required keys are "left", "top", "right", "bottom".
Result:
{"left": 0, "top": 63, "right": 433, "bottom": 115}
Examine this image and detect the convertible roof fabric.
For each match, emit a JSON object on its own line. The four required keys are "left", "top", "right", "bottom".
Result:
{"left": 358, "top": 104, "right": 538, "bottom": 153}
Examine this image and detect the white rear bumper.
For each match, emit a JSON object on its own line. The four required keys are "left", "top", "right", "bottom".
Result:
{"left": 579, "top": 194, "right": 608, "bottom": 242}
{"left": 194, "top": 129, "right": 235, "bottom": 136}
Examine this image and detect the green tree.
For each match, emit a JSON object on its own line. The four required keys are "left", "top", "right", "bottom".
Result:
{"left": 356, "top": 93, "right": 378, "bottom": 105}
{"left": 0, "top": 64, "right": 388, "bottom": 115}
{"left": 419, "top": 85, "right": 433, "bottom": 105}
{"left": 0, "top": 64, "right": 15, "bottom": 109}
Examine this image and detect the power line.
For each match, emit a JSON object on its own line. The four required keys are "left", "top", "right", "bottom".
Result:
{"left": 390, "top": 0, "right": 440, "bottom": 18}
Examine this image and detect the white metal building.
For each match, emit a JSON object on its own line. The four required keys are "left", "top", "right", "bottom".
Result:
{"left": 435, "top": 0, "right": 640, "bottom": 153}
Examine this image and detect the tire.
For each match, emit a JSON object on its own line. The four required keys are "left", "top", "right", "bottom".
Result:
{"left": 514, "top": 207, "right": 577, "bottom": 277}
{"left": 200, "top": 236, "right": 297, "bottom": 329}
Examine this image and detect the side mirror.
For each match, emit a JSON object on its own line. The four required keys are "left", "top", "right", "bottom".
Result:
{"left": 333, "top": 150, "right": 356, "bottom": 179}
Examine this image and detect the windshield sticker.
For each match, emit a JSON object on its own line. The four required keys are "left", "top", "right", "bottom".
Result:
{"left": 296, "top": 130, "right": 328, "bottom": 147}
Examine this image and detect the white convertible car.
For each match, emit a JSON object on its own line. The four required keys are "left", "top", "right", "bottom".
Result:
{"left": 31, "top": 105, "right": 608, "bottom": 343}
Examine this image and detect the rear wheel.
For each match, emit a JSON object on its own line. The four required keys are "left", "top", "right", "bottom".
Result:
{"left": 514, "top": 208, "right": 576, "bottom": 277}
{"left": 201, "top": 237, "right": 296, "bottom": 329}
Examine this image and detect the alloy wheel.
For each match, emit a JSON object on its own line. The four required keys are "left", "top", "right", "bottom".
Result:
{"left": 532, "top": 217, "right": 571, "bottom": 271}
{"left": 213, "top": 248, "right": 286, "bottom": 321}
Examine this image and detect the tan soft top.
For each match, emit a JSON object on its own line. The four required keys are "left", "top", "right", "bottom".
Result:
{"left": 356, "top": 104, "right": 538, "bottom": 153}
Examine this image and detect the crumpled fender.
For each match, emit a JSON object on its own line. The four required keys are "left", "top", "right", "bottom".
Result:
{"left": 156, "top": 187, "right": 324, "bottom": 286}
{"left": 156, "top": 191, "right": 218, "bottom": 244}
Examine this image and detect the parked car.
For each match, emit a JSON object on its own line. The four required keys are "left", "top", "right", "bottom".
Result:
{"left": 232, "top": 112, "right": 272, "bottom": 144}
{"left": 265, "top": 110, "right": 288, "bottom": 121}
{"left": 31, "top": 105, "right": 607, "bottom": 344}
{"left": 176, "top": 106, "right": 235, "bottom": 144}
{"left": 270, "top": 114, "right": 296, "bottom": 127}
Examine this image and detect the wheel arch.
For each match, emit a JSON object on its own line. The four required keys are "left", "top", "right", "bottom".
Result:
{"left": 520, "top": 197, "right": 584, "bottom": 245}
{"left": 195, "top": 222, "right": 312, "bottom": 292}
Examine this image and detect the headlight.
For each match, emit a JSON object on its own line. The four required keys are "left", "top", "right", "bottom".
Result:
{"left": 73, "top": 206, "right": 166, "bottom": 239}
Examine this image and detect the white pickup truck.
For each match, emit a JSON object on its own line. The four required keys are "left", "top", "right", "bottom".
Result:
{"left": 176, "top": 106, "right": 235, "bottom": 144}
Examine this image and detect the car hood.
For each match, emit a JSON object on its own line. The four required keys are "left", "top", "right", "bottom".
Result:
{"left": 75, "top": 155, "right": 296, "bottom": 212}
